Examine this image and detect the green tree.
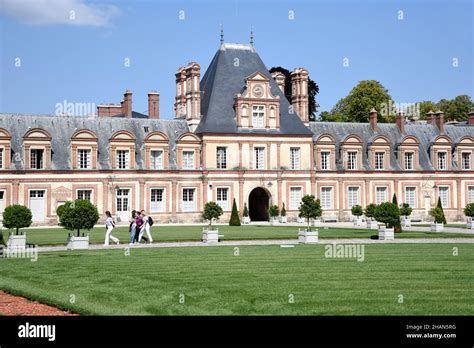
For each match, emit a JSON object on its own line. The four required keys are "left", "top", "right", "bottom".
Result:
{"left": 2, "top": 205, "right": 32, "bottom": 235}
{"left": 298, "top": 195, "right": 322, "bottom": 231}
{"left": 56, "top": 200, "right": 99, "bottom": 237}
{"left": 281, "top": 203, "right": 286, "bottom": 217}
{"left": 268, "top": 205, "right": 280, "bottom": 221}
{"left": 351, "top": 205, "right": 363, "bottom": 217}
{"left": 374, "top": 202, "right": 400, "bottom": 228}
{"left": 202, "top": 202, "right": 223, "bottom": 230}
{"left": 229, "top": 198, "right": 241, "bottom": 226}
{"left": 400, "top": 203, "right": 413, "bottom": 217}
{"left": 430, "top": 207, "right": 446, "bottom": 224}
{"left": 437, "top": 95, "right": 474, "bottom": 121}
{"left": 435, "top": 197, "right": 447, "bottom": 224}
{"left": 243, "top": 203, "right": 249, "bottom": 217}
{"left": 391, "top": 194, "right": 402, "bottom": 233}
{"left": 364, "top": 204, "right": 377, "bottom": 220}
{"left": 418, "top": 101, "right": 437, "bottom": 120}
{"left": 464, "top": 203, "right": 474, "bottom": 218}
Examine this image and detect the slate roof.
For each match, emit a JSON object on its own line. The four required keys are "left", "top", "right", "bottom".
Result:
{"left": 195, "top": 43, "right": 313, "bottom": 136}
{"left": 0, "top": 113, "right": 189, "bottom": 170}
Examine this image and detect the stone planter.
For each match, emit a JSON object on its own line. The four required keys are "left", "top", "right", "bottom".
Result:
{"left": 378, "top": 226, "right": 394, "bottom": 240}
{"left": 466, "top": 219, "right": 474, "bottom": 229}
{"left": 366, "top": 220, "right": 379, "bottom": 230}
{"left": 67, "top": 234, "right": 89, "bottom": 250}
{"left": 202, "top": 228, "right": 219, "bottom": 244}
{"left": 401, "top": 217, "right": 411, "bottom": 228}
{"left": 7, "top": 233, "right": 27, "bottom": 250}
{"left": 353, "top": 217, "right": 363, "bottom": 226}
{"left": 312, "top": 219, "right": 322, "bottom": 227}
{"left": 243, "top": 216, "right": 250, "bottom": 224}
{"left": 280, "top": 216, "right": 287, "bottom": 223}
{"left": 431, "top": 223, "right": 444, "bottom": 232}
{"left": 298, "top": 228, "right": 318, "bottom": 244}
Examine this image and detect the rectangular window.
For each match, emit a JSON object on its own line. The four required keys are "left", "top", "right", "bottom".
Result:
{"left": 116, "top": 150, "right": 129, "bottom": 169}
{"left": 30, "top": 149, "right": 44, "bottom": 169}
{"left": 462, "top": 152, "right": 471, "bottom": 170}
{"left": 150, "top": 150, "right": 163, "bottom": 169}
{"left": 347, "top": 152, "right": 357, "bottom": 170}
{"left": 404, "top": 152, "right": 414, "bottom": 170}
{"left": 347, "top": 186, "right": 360, "bottom": 208}
{"left": 439, "top": 187, "right": 449, "bottom": 208}
{"left": 405, "top": 187, "right": 416, "bottom": 208}
{"left": 116, "top": 189, "right": 129, "bottom": 212}
{"left": 77, "top": 189, "right": 92, "bottom": 201}
{"left": 290, "top": 148, "right": 301, "bottom": 170}
{"left": 254, "top": 147, "right": 265, "bottom": 169}
{"left": 216, "top": 147, "right": 227, "bottom": 169}
{"left": 290, "top": 187, "right": 302, "bottom": 210}
{"left": 29, "top": 190, "right": 45, "bottom": 198}
{"left": 321, "top": 151, "right": 330, "bottom": 170}
{"left": 150, "top": 188, "right": 164, "bottom": 213}
{"left": 0, "top": 149, "right": 3, "bottom": 169}
{"left": 252, "top": 105, "right": 265, "bottom": 128}
{"left": 375, "top": 152, "right": 384, "bottom": 170}
{"left": 320, "top": 187, "right": 332, "bottom": 209}
{"left": 437, "top": 152, "right": 447, "bottom": 170}
{"left": 468, "top": 186, "right": 474, "bottom": 204}
{"left": 216, "top": 188, "right": 229, "bottom": 210}
{"left": 78, "top": 149, "right": 91, "bottom": 169}
{"left": 182, "top": 151, "right": 194, "bottom": 169}
{"left": 182, "top": 188, "right": 196, "bottom": 212}
{"left": 375, "top": 187, "right": 387, "bottom": 205}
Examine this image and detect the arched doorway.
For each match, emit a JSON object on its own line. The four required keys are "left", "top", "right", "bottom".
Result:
{"left": 248, "top": 187, "right": 270, "bottom": 221}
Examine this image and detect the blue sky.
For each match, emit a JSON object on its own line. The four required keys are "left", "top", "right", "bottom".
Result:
{"left": 1, "top": 0, "right": 472, "bottom": 118}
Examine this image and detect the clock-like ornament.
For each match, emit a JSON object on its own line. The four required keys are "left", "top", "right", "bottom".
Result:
{"left": 253, "top": 85, "right": 264, "bottom": 97}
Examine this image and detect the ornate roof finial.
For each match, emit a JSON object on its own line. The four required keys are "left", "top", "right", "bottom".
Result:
{"left": 220, "top": 24, "right": 224, "bottom": 44}
{"left": 250, "top": 25, "right": 254, "bottom": 45}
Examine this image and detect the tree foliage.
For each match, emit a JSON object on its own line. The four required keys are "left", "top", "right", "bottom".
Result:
{"left": 364, "top": 204, "right": 377, "bottom": 219}
{"left": 280, "top": 203, "right": 286, "bottom": 217}
{"left": 464, "top": 203, "right": 474, "bottom": 218}
{"left": 298, "top": 195, "right": 322, "bottom": 231}
{"left": 2, "top": 205, "right": 32, "bottom": 235}
{"left": 435, "top": 197, "right": 447, "bottom": 224}
{"left": 243, "top": 203, "right": 249, "bottom": 217}
{"left": 268, "top": 205, "right": 280, "bottom": 219}
{"left": 430, "top": 207, "right": 446, "bottom": 224}
{"left": 374, "top": 202, "right": 400, "bottom": 228}
{"left": 229, "top": 198, "right": 241, "bottom": 226}
{"left": 391, "top": 194, "right": 402, "bottom": 233}
{"left": 202, "top": 202, "right": 223, "bottom": 229}
{"left": 351, "top": 205, "right": 363, "bottom": 217}
{"left": 399, "top": 203, "right": 413, "bottom": 217}
{"left": 56, "top": 200, "right": 99, "bottom": 236}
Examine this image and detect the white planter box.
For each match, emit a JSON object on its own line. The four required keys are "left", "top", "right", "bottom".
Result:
{"left": 67, "top": 235, "right": 89, "bottom": 250}
{"left": 7, "top": 234, "right": 27, "bottom": 250}
{"left": 280, "top": 216, "right": 287, "bottom": 223}
{"left": 466, "top": 219, "right": 474, "bottom": 229}
{"left": 312, "top": 219, "right": 322, "bottom": 227}
{"left": 378, "top": 227, "right": 394, "bottom": 240}
{"left": 202, "top": 228, "right": 219, "bottom": 244}
{"left": 431, "top": 223, "right": 444, "bottom": 232}
{"left": 402, "top": 217, "right": 411, "bottom": 228}
{"left": 297, "top": 217, "right": 305, "bottom": 223}
{"left": 366, "top": 220, "right": 379, "bottom": 230}
{"left": 353, "top": 217, "right": 363, "bottom": 226}
{"left": 298, "top": 229, "right": 318, "bottom": 244}
{"left": 243, "top": 216, "right": 250, "bottom": 224}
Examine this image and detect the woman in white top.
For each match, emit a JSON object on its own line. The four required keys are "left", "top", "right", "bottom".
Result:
{"left": 104, "top": 211, "right": 120, "bottom": 246}
{"left": 138, "top": 210, "right": 153, "bottom": 243}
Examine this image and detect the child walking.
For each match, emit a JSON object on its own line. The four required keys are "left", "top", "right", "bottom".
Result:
{"left": 104, "top": 211, "right": 120, "bottom": 247}
{"left": 138, "top": 210, "right": 153, "bottom": 243}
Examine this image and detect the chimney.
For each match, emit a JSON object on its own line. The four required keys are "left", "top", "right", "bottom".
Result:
{"left": 290, "top": 68, "right": 309, "bottom": 125}
{"left": 426, "top": 110, "right": 435, "bottom": 125}
{"left": 175, "top": 67, "right": 186, "bottom": 118}
{"left": 271, "top": 71, "right": 286, "bottom": 93}
{"left": 468, "top": 107, "right": 474, "bottom": 125}
{"left": 434, "top": 110, "right": 444, "bottom": 133}
{"left": 122, "top": 90, "right": 132, "bottom": 117}
{"left": 369, "top": 108, "right": 378, "bottom": 131}
{"left": 396, "top": 111, "right": 405, "bottom": 134}
{"left": 148, "top": 91, "right": 160, "bottom": 119}
{"left": 184, "top": 62, "right": 201, "bottom": 120}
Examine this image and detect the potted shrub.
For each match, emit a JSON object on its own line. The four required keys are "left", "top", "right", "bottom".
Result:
{"left": 280, "top": 203, "right": 287, "bottom": 223}
{"left": 297, "top": 195, "right": 321, "bottom": 244}
{"left": 2, "top": 205, "right": 32, "bottom": 250}
{"left": 392, "top": 194, "right": 403, "bottom": 233}
{"left": 400, "top": 203, "right": 413, "bottom": 227}
{"left": 242, "top": 203, "right": 250, "bottom": 224}
{"left": 202, "top": 201, "right": 223, "bottom": 243}
{"left": 229, "top": 198, "right": 241, "bottom": 226}
{"left": 464, "top": 203, "right": 474, "bottom": 229}
{"left": 57, "top": 200, "right": 99, "bottom": 250}
{"left": 364, "top": 203, "right": 378, "bottom": 229}
{"left": 351, "top": 205, "right": 363, "bottom": 226}
{"left": 429, "top": 207, "right": 445, "bottom": 232}
{"left": 374, "top": 202, "right": 400, "bottom": 240}
{"left": 268, "top": 205, "right": 280, "bottom": 225}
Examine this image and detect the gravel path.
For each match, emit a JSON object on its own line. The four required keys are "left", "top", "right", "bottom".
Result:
{"left": 0, "top": 291, "right": 77, "bottom": 316}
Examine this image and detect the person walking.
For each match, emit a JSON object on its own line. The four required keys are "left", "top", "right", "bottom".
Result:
{"left": 129, "top": 210, "right": 137, "bottom": 245}
{"left": 104, "top": 211, "right": 119, "bottom": 247}
{"left": 138, "top": 210, "right": 153, "bottom": 243}
{"left": 134, "top": 210, "right": 145, "bottom": 244}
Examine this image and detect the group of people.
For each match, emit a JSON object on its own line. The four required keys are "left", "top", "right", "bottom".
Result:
{"left": 104, "top": 210, "right": 154, "bottom": 247}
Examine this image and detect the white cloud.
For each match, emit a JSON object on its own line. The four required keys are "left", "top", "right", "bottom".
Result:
{"left": 0, "top": 0, "right": 120, "bottom": 27}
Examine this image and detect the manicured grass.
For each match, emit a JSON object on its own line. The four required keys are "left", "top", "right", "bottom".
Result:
{"left": 1, "top": 225, "right": 473, "bottom": 247}
{"left": 0, "top": 244, "right": 472, "bottom": 315}
{"left": 413, "top": 223, "right": 466, "bottom": 228}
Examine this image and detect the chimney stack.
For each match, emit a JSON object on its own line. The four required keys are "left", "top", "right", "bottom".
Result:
{"left": 290, "top": 68, "right": 309, "bottom": 125}
{"left": 369, "top": 108, "right": 378, "bottom": 131}
{"left": 175, "top": 67, "right": 186, "bottom": 118}
{"left": 468, "top": 108, "right": 474, "bottom": 125}
{"left": 434, "top": 110, "right": 445, "bottom": 133}
{"left": 271, "top": 71, "right": 286, "bottom": 93}
{"left": 122, "top": 90, "right": 132, "bottom": 117}
{"left": 426, "top": 110, "right": 435, "bottom": 125}
{"left": 396, "top": 111, "right": 405, "bottom": 134}
{"left": 148, "top": 91, "right": 160, "bottom": 119}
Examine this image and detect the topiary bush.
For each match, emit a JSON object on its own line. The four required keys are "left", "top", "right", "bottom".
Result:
{"left": 243, "top": 203, "right": 249, "bottom": 217}
{"left": 56, "top": 199, "right": 99, "bottom": 237}
{"left": 436, "top": 197, "right": 447, "bottom": 224}
{"left": 364, "top": 204, "right": 377, "bottom": 220}
{"left": 374, "top": 202, "right": 400, "bottom": 228}
{"left": 351, "top": 205, "right": 363, "bottom": 217}
{"left": 392, "top": 194, "right": 402, "bottom": 233}
{"left": 268, "top": 205, "right": 280, "bottom": 221}
{"left": 464, "top": 203, "right": 474, "bottom": 218}
{"left": 229, "top": 198, "right": 241, "bottom": 226}
{"left": 281, "top": 203, "right": 286, "bottom": 217}
{"left": 2, "top": 204, "right": 32, "bottom": 235}
{"left": 298, "top": 195, "right": 322, "bottom": 231}
{"left": 400, "top": 203, "right": 413, "bottom": 217}
{"left": 430, "top": 207, "right": 446, "bottom": 224}
{"left": 202, "top": 201, "right": 223, "bottom": 230}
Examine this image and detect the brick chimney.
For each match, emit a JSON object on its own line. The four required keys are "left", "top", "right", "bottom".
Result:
{"left": 148, "top": 91, "right": 160, "bottom": 119}
{"left": 396, "top": 111, "right": 405, "bottom": 134}
{"left": 426, "top": 110, "right": 435, "bottom": 125}
{"left": 97, "top": 104, "right": 122, "bottom": 117}
{"left": 434, "top": 110, "right": 445, "bottom": 133}
{"left": 122, "top": 90, "right": 132, "bottom": 117}
{"left": 369, "top": 108, "right": 378, "bottom": 131}
{"left": 290, "top": 68, "right": 309, "bottom": 125}
{"left": 468, "top": 107, "right": 474, "bottom": 125}
{"left": 271, "top": 71, "right": 286, "bottom": 93}
{"left": 175, "top": 67, "right": 186, "bottom": 118}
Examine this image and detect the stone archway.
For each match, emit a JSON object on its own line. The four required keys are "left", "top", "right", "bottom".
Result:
{"left": 248, "top": 187, "right": 270, "bottom": 221}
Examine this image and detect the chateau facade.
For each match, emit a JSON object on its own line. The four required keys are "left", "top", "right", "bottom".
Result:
{"left": 1, "top": 42, "right": 474, "bottom": 225}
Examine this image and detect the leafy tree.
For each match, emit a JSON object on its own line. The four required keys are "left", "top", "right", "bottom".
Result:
{"left": 2, "top": 205, "right": 32, "bottom": 235}
{"left": 464, "top": 203, "right": 474, "bottom": 218}
{"left": 0, "top": 231, "right": 4, "bottom": 246}
{"left": 269, "top": 66, "right": 320, "bottom": 119}
{"left": 243, "top": 203, "right": 249, "bottom": 217}
{"left": 430, "top": 207, "right": 446, "bottom": 224}
{"left": 351, "top": 205, "right": 363, "bottom": 217}
{"left": 374, "top": 202, "right": 400, "bottom": 228}
{"left": 202, "top": 202, "right": 223, "bottom": 230}
{"left": 392, "top": 194, "right": 402, "bottom": 233}
{"left": 437, "top": 95, "right": 474, "bottom": 121}
{"left": 364, "top": 204, "right": 377, "bottom": 220}
{"left": 319, "top": 111, "right": 345, "bottom": 122}
{"left": 400, "top": 203, "right": 413, "bottom": 217}
{"left": 268, "top": 205, "right": 280, "bottom": 221}
{"left": 281, "top": 203, "right": 286, "bottom": 217}
{"left": 56, "top": 200, "right": 99, "bottom": 237}
{"left": 229, "top": 198, "right": 241, "bottom": 226}
{"left": 435, "top": 197, "right": 447, "bottom": 224}
{"left": 418, "top": 101, "right": 437, "bottom": 119}
{"left": 298, "top": 195, "right": 322, "bottom": 231}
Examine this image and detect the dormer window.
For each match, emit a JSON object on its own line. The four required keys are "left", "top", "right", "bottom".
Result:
{"left": 437, "top": 152, "right": 447, "bottom": 170}
{"left": 321, "top": 151, "right": 330, "bottom": 170}
{"left": 462, "top": 152, "right": 471, "bottom": 170}
{"left": 78, "top": 149, "right": 91, "bottom": 169}
{"left": 150, "top": 150, "right": 163, "bottom": 169}
{"left": 252, "top": 105, "right": 265, "bottom": 128}
{"left": 404, "top": 152, "right": 414, "bottom": 170}
{"left": 0, "top": 149, "right": 3, "bottom": 169}
{"left": 375, "top": 152, "right": 384, "bottom": 170}
{"left": 117, "top": 150, "right": 129, "bottom": 169}
{"left": 31, "top": 149, "right": 44, "bottom": 169}
{"left": 182, "top": 151, "right": 194, "bottom": 169}
{"left": 347, "top": 152, "right": 357, "bottom": 170}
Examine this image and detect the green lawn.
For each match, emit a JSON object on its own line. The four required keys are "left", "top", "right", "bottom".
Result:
{"left": 0, "top": 244, "right": 473, "bottom": 315}
{"left": 1, "top": 225, "right": 473, "bottom": 246}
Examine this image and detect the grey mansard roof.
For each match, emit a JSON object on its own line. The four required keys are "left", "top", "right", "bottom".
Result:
{"left": 0, "top": 113, "right": 189, "bottom": 170}
{"left": 195, "top": 43, "right": 313, "bottom": 136}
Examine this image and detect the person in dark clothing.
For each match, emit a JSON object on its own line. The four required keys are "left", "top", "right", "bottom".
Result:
{"left": 134, "top": 210, "right": 148, "bottom": 243}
